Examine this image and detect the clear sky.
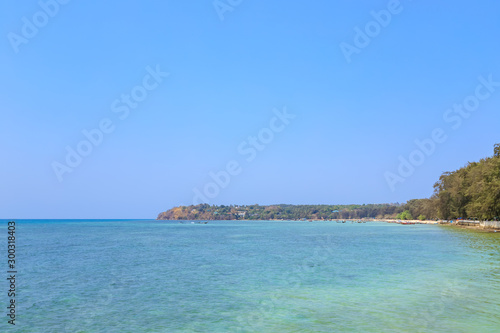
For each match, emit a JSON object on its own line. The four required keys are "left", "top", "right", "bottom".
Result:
{"left": 1, "top": 1, "right": 499, "bottom": 218}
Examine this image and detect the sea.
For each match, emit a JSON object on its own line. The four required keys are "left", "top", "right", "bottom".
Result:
{"left": 2, "top": 219, "right": 499, "bottom": 332}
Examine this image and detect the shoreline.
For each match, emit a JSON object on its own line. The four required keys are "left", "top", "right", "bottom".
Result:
{"left": 439, "top": 224, "right": 499, "bottom": 233}
{"left": 165, "top": 218, "right": 500, "bottom": 232}
{"left": 373, "top": 219, "right": 500, "bottom": 232}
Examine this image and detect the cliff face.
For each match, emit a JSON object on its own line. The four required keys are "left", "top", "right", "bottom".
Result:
{"left": 157, "top": 204, "right": 239, "bottom": 220}
{"left": 157, "top": 207, "right": 214, "bottom": 220}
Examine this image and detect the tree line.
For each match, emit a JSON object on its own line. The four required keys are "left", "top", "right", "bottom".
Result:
{"left": 157, "top": 203, "right": 406, "bottom": 221}
{"left": 390, "top": 144, "right": 500, "bottom": 221}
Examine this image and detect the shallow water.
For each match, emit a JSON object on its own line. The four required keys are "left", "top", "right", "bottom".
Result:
{"left": 3, "top": 220, "right": 500, "bottom": 332}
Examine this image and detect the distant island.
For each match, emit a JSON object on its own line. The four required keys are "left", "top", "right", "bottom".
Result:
{"left": 158, "top": 144, "right": 500, "bottom": 222}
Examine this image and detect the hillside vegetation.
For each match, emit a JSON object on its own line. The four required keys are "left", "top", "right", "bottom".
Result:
{"left": 157, "top": 203, "right": 405, "bottom": 221}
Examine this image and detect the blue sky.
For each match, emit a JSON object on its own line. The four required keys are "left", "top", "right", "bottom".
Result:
{"left": 1, "top": 1, "right": 499, "bottom": 218}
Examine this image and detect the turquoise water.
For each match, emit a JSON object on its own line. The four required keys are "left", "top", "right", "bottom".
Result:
{"left": 2, "top": 220, "right": 500, "bottom": 332}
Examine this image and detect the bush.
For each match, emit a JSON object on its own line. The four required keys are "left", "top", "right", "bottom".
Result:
{"left": 397, "top": 210, "right": 413, "bottom": 220}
